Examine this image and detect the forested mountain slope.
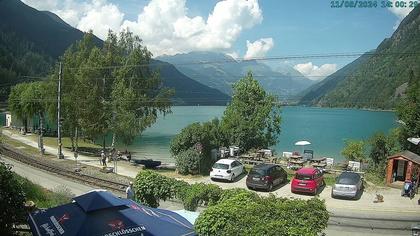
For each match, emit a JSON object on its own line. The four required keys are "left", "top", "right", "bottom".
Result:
{"left": 300, "top": 5, "right": 420, "bottom": 109}
{"left": 0, "top": 0, "right": 229, "bottom": 105}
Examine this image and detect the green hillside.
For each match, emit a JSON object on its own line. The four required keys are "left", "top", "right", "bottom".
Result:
{"left": 0, "top": 30, "right": 53, "bottom": 103}
{"left": 0, "top": 0, "right": 230, "bottom": 106}
{"left": 300, "top": 5, "right": 420, "bottom": 109}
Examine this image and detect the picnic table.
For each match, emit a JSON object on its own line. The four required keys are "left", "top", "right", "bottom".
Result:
{"left": 289, "top": 154, "right": 302, "bottom": 160}
{"left": 310, "top": 157, "right": 326, "bottom": 163}
{"left": 312, "top": 162, "right": 327, "bottom": 168}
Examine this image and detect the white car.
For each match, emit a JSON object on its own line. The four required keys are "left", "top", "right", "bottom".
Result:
{"left": 210, "top": 159, "right": 244, "bottom": 182}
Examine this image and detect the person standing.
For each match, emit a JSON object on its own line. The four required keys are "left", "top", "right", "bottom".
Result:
{"left": 127, "top": 152, "right": 132, "bottom": 162}
{"left": 100, "top": 150, "right": 105, "bottom": 166}
{"left": 126, "top": 182, "right": 134, "bottom": 200}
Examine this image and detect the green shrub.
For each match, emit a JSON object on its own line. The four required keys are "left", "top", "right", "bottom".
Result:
{"left": 133, "top": 170, "right": 173, "bottom": 208}
{"left": 170, "top": 119, "right": 225, "bottom": 175}
{"left": 0, "top": 162, "right": 26, "bottom": 235}
{"left": 182, "top": 183, "right": 222, "bottom": 211}
{"left": 195, "top": 193, "right": 329, "bottom": 236}
{"left": 218, "top": 188, "right": 259, "bottom": 203}
{"left": 175, "top": 148, "right": 201, "bottom": 175}
{"left": 170, "top": 178, "right": 190, "bottom": 201}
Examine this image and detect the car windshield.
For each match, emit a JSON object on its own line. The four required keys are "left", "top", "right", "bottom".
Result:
{"left": 295, "top": 174, "right": 313, "bottom": 180}
{"left": 249, "top": 169, "right": 266, "bottom": 176}
{"left": 213, "top": 163, "right": 229, "bottom": 169}
{"left": 336, "top": 173, "right": 360, "bottom": 185}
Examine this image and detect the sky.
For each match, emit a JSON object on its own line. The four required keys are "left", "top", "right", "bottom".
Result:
{"left": 22, "top": 0, "right": 415, "bottom": 79}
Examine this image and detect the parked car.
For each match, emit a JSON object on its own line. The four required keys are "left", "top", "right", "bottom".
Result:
{"left": 246, "top": 164, "right": 287, "bottom": 191}
{"left": 291, "top": 167, "right": 324, "bottom": 195}
{"left": 331, "top": 172, "right": 363, "bottom": 199}
{"left": 210, "top": 159, "right": 244, "bottom": 182}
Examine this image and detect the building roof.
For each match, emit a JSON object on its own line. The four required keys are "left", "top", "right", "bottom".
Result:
{"left": 388, "top": 150, "right": 420, "bottom": 165}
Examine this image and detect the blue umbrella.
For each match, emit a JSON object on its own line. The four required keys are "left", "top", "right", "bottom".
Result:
{"left": 28, "top": 190, "right": 196, "bottom": 236}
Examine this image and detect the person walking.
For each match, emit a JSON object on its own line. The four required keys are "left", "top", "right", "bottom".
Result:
{"left": 101, "top": 151, "right": 107, "bottom": 167}
{"left": 100, "top": 150, "right": 105, "bottom": 166}
{"left": 126, "top": 182, "right": 134, "bottom": 200}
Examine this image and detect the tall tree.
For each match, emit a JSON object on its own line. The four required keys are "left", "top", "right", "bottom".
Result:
{"left": 49, "top": 30, "right": 173, "bottom": 150}
{"left": 20, "top": 81, "right": 49, "bottom": 153}
{"left": 221, "top": 71, "right": 281, "bottom": 152}
{"left": 8, "top": 83, "right": 30, "bottom": 133}
{"left": 396, "top": 70, "right": 420, "bottom": 154}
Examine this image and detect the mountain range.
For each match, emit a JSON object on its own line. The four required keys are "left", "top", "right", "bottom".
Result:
{"left": 0, "top": 0, "right": 229, "bottom": 106}
{"left": 157, "top": 52, "right": 315, "bottom": 100}
{"left": 300, "top": 5, "right": 420, "bottom": 109}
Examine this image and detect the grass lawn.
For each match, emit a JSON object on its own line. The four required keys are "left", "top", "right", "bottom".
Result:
{"left": 14, "top": 174, "right": 74, "bottom": 208}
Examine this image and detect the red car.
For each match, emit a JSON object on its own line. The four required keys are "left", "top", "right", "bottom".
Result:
{"left": 291, "top": 167, "right": 325, "bottom": 195}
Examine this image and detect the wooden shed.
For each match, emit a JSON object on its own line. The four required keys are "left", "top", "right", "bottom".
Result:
{"left": 386, "top": 151, "right": 420, "bottom": 186}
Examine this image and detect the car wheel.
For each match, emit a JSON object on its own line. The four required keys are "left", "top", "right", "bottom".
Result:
{"left": 313, "top": 188, "right": 318, "bottom": 195}
{"left": 230, "top": 174, "right": 235, "bottom": 182}
{"left": 267, "top": 183, "right": 273, "bottom": 192}
{"left": 331, "top": 191, "right": 335, "bottom": 198}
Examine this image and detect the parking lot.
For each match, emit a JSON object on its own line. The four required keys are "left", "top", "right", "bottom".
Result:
{"left": 185, "top": 172, "right": 420, "bottom": 214}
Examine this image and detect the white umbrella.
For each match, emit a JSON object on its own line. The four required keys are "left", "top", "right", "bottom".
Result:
{"left": 407, "top": 137, "right": 420, "bottom": 145}
{"left": 295, "top": 140, "right": 311, "bottom": 146}
{"left": 294, "top": 140, "right": 311, "bottom": 157}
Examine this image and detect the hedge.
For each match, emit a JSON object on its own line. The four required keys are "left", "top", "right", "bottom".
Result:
{"left": 195, "top": 193, "right": 329, "bottom": 236}
{"left": 133, "top": 171, "right": 329, "bottom": 235}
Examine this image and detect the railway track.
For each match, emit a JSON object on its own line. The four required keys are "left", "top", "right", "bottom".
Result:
{"left": 0, "top": 144, "right": 127, "bottom": 193}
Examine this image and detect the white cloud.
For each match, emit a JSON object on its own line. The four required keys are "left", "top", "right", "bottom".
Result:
{"left": 22, "top": 0, "right": 264, "bottom": 56}
{"left": 244, "top": 38, "right": 273, "bottom": 59}
{"left": 22, "top": 0, "right": 124, "bottom": 39}
{"left": 293, "top": 62, "right": 337, "bottom": 80}
{"left": 388, "top": 0, "right": 415, "bottom": 29}
{"left": 121, "top": 0, "right": 263, "bottom": 56}
{"left": 77, "top": 2, "right": 124, "bottom": 39}
{"left": 22, "top": 0, "right": 58, "bottom": 10}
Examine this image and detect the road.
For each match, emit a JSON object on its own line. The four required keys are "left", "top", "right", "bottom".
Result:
{"left": 2, "top": 155, "right": 418, "bottom": 236}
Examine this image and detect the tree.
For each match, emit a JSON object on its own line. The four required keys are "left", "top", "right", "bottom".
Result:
{"left": 221, "top": 71, "right": 281, "bottom": 152}
{"left": 8, "top": 83, "right": 30, "bottom": 133}
{"left": 20, "top": 81, "right": 50, "bottom": 153}
{"left": 9, "top": 82, "right": 51, "bottom": 153}
{"left": 341, "top": 140, "right": 366, "bottom": 162}
{"left": 46, "top": 30, "right": 173, "bottom": 151}
{"left": 170, "top": 118, "right": 225, "bottom": 174}
{"left": 396, "top": 70, "right": 420, "bottom": 154}
{"left": 368, "top": 132, "right": 390, "bottom": 167}
{"left": 0, "top": 162, "right": 26, "bottom": 235}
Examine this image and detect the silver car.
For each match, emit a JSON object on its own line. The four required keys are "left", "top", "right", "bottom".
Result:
{"left": 331, "top": 172, "right": 363, "bottom": 199}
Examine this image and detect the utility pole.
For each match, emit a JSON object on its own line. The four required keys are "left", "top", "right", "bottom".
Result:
{"left": 57, "top": 62, "right": 64, "bottom": 159}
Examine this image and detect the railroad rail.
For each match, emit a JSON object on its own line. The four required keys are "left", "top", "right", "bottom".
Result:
{"left": 0, "top": 143, "right": 127, "bottom": 193}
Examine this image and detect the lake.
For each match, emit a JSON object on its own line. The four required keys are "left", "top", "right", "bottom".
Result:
{"left": 1, "top": 107, "right": 397, "bottom": 163}
{"left": 114, "top": 106, "right": 397, "bottom": 163}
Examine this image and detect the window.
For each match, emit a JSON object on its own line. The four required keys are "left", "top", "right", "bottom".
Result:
{"left": 213, "top": 163, "right": 229, "bottom": 169}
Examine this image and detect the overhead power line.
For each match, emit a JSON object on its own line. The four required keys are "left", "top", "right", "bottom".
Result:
{"left": 62, "top": 51, "right": 420, "bottom": 71}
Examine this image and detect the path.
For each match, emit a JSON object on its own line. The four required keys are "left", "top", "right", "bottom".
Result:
{"left": 2, "top": 128, "right": 420, "bottom": 216}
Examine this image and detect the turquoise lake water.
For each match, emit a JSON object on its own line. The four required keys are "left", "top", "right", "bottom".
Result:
{"left": 1, "top": 107, "right": 397, "bottom": 163}
{"left": 112, "top": 106, "right": 397, "bottom": 163}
